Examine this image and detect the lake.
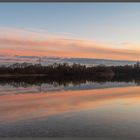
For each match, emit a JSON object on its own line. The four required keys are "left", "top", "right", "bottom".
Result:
{"left": 0, "top": 78, "right": 140, "bottom": 138}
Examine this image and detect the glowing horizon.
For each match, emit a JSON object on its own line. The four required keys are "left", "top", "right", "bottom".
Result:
{"left": 1, "top": 4, "right": 140, "bottom": 61}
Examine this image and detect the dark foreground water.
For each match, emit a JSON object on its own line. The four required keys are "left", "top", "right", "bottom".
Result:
{"left": 0, "top": 79, "right": 140, "bottom": 138}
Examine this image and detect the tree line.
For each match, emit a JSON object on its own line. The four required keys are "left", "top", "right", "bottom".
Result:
{"left": 0, "top": 62, "right": 140, "bottom": 79}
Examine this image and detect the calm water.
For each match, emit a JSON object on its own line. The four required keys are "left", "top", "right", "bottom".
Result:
{"left": 0, "top": 79, "right": 140, "bottom": 137}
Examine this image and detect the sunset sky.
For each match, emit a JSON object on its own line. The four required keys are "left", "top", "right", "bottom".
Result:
{"left": 0, "top": 3, "right": 140, "bottom": 60}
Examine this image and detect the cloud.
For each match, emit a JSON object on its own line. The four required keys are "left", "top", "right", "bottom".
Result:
{"left": 120, "top": 41, "right": 140, "bottom": 51}
{"left": 0, "top": 27, "right": 140, "bottom": 61}
{"left": 120, "top": 42, "right": 132, "bottom": 45}
{"left": 56, "top": 32, "right": 75, "bottom": 37}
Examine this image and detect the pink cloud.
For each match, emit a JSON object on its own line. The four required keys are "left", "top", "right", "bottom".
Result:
{"left": 0, "top": 27, "right": 140, "bottom": 61}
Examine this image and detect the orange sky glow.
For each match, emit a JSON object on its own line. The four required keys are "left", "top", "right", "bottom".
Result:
{"left": 0, "top": 27, "right": 140, "bottom": 61}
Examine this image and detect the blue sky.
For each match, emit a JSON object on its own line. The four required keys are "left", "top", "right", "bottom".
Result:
{"left": 0, "top": 3, "right": 140, "bottom": 42}
{"left": 0, "top": 3, "right": 140, "bottom": 60}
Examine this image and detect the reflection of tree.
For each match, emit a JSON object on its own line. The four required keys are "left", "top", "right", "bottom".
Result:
{"left": 0, "top": 75, "right": 139, "bottom": 88}
{"left": 0, "top": 62, "right": 140, "bottom": 87}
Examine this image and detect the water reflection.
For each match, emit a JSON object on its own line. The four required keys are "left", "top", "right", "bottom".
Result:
{"left": 1, "top": 77, "right": 140, "bottom": 137}
{"left": 0, "top": 76, "right": 139, "bottom": 95}
{"left": 0, "top": 86, "right": 140, "bottom": 124}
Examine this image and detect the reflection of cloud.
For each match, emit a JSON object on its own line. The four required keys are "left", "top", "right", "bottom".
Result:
{"left": 0, "top": 86, "right": 140, "bottom": 123}
{"left": 0, "top": 27, "right": 140, "bottom": 60}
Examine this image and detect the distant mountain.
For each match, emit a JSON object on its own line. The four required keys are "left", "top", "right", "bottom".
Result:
{"left": 0, "top": 55, "right": 138, "bottom": 67}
